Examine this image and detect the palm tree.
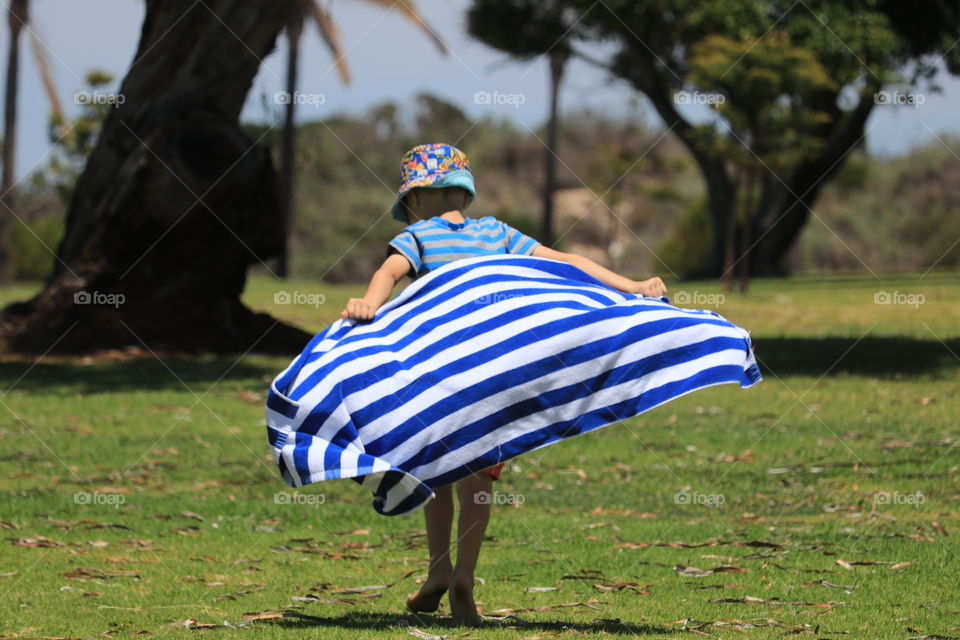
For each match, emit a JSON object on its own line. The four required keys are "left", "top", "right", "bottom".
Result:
{"left": 467, "top": 0, "right": 573, "bottom": 247}
{"left": 1, "top": 0, "right": 64, "bottom": 281}
{"left": 276, "top": 0, "right": 448, "bottom": 277}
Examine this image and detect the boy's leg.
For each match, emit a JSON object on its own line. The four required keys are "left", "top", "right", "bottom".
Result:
{"left": 406, "top": 484, "right": 454, "bottom": 613}
{"left": 449, "top": 472, "right": 493, "bottom": 626}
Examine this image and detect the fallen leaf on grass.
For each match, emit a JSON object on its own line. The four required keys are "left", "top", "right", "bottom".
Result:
{"left": 708, "top": 596, "right": 849, "bottom": 608}
{"left": 333, "top": 584, "right": 389, "bottom": 594}
{"left": 237, "top": 390, "right": 262, "bottom": 405}
{"left": 688, "top": 584, "right": 744, "bottom": 590}
{"left": 240, "top": 612, "right": 284, "bottom": 621}
{"left": 931, "top": 522, "right": 949, "bottom": 537}
{"left": 171, "top": 526, "right": 202, "bottom": 537}
{"left": 592, "top": 582, "right": 648, "bottom": 594}
{"left": 668, "top": 617, "right": 827, "bottom": 633}
{"left": 674, "top": 565, "right": 747, "bottom": 577}
{"left": 490, "top": 598, "right": 603, "bottom": 615}
{"left": 406, "top": 628, "right": 447, "bottom": 640}
{"left": 213, "top": 584, "right": 265, "bottom": 602}
{"left": 8, "top": 536, "right": 66, "bottom": 548}
{"left": 84, "top": 521, "right": 133, "bottom": 531}
{"left": 524, "top": 586, "right": 559, "bottom": 593}
{"left": 614, "top": 539, "right": 783, "bottom": 551}
{"left": 560, "top": 569, "right": 606, "bottom": 581}
{"left": 62, "top": 567, "right": 141, "bottom": 580}
{"left": 805, "top": 579, "right": 856, "bottom": 590}
{"left": 836, "top": 559, "right": 912, "bottom": 570}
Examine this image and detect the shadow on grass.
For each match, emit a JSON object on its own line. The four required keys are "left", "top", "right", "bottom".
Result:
{"left": 0, "top": 356, "right": 281, "bottom": 393}
{"left": 754, "top": 336, "right": 960, "bottom": 378}
{"left": 268, "top": 610, "right": 670, "bottom": 635}
{"left": 1, "top": 335, "right": 956, "bottom": 394}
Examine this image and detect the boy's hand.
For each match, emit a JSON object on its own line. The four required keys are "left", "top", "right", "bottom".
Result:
{"left": 340, "top": 298, "right": 378, "bottom": 322}
{"left": 632, "top": 277, "right": 667, "bottom": 298}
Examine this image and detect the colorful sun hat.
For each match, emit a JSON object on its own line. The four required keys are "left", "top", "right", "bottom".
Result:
{"left": 391, "top": 143, "right": 476, "bottom": 222}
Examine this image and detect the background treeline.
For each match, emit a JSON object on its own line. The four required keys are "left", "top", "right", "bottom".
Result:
{"left": 10, "top": 92, "right": 959, "bottom": 283}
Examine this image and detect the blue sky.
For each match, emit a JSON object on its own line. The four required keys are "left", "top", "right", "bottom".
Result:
{"left": 3, "top": 0, "right": 959, "bottom": 183}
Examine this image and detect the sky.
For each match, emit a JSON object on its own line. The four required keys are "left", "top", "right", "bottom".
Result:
{"left": 2, "top": 0, "right": 959, "bottom": 183}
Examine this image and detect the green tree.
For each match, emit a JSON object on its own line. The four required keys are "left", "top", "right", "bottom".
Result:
{"left": 565, "top": 0, "right": 960, "bottom": 276}
{"left": 687, "top": 32, "right": 836, "bottom": 289}
{"left": 36, "top": 70, "right": 117, "bottom": 206}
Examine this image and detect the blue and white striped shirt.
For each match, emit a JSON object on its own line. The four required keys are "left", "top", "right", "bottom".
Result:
{"left": 388, "top": 216, "right": 540, "bottom": 277}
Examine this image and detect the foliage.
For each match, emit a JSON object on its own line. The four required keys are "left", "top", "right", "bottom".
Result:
{"left": 466, "top": 0, "right": 574, "bottom": 59}
{"left": 655, "top": 197, "right": 714, "bottom": 279}
{"left": 32, "top": 70, "right": 117, "bottom": 206}
{"left": 9, "top": 213, "right": 63, "bottom": 281}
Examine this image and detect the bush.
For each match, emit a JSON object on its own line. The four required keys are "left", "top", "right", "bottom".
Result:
{"left": 10, "top": 215, "right": 64, "bottom": 281}
{"left": 654, "top": 197, "right": 713, "bottom": 278}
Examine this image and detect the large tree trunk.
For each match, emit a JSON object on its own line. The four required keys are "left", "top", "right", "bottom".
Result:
{"left": 748, "top": 91, "right": 875, "bottom": 275}
{"left": 0, "top": 0, "right": 27, "bottom": 283}
{"left": 0, "top": 0, "right": 311, "bottom": 354}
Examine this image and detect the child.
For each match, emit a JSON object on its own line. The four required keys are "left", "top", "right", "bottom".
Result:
{"left": 340, "top": 143, "right": 668, "bottom": 626}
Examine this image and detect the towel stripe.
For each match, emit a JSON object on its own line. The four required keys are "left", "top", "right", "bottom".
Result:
{"left": 266, "top": 254, "right": 761, "bottom": 515}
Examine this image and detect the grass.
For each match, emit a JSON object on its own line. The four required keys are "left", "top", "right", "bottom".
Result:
{"left": 0, "top": 270, "right": 957, "bottom": 638}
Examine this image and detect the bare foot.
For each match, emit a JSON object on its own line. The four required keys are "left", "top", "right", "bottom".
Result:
{"left": 406, "top": 574, "right": 449, "bottom": 613}
{"left": 448, "top": 573, "right": 483, "bottom": 627}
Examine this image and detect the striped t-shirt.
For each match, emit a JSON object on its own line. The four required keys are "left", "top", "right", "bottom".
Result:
{"left": 388, "top": 216, "right": 541, "bottom": 278}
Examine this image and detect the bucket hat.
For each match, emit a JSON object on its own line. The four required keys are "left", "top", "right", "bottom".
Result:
{"left": 391, "top": 143, "right": 476, "bottom": 222}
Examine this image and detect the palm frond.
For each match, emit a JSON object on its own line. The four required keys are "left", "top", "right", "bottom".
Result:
{"left": 28, "top": 28, "right": 65, "bottom": 127}
{"left": 308, "top": 1, "right": 352, "bottom": 85}
{"left": 356, "top": 0, "right": 449, "bottom": 55}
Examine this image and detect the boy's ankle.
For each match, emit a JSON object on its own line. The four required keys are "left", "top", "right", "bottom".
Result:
{"left": 427, "top": 560, "right": 453, "bottom": 578}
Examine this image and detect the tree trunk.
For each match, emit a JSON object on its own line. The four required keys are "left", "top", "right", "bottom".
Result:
{"left": 541, "top": 51, "right": 565, "bottom": 247}
{"left": 746, "top": 87, "right": 876, "bottom": 276}
{"left": 277, "top": 8, "right": 303, "bottom": 279}
{"left": 0, "top": 0, "right": 27, "bottom": 283}
{"left": 0, "top": 0, "right": 311, "bottom": 354}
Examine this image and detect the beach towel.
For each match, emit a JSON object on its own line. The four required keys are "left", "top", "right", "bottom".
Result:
{"left": 265, "top": 254, "right": 761, "bottom": 516}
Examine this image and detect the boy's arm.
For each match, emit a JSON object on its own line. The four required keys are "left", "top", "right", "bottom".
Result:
{"left": 340, "top": 253, "right": 412, "bottom": 321}
{"left": 532, "top": 245, "right": 667, "bottom": 297}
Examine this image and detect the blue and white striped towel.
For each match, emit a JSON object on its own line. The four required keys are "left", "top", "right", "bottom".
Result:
{"left": 266, "top": 255, "right": 761, "bottom": 515}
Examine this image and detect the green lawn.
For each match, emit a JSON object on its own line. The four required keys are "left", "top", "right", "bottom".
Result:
{"left": 0, "top": 271, "right": 957, "bottom": 638}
